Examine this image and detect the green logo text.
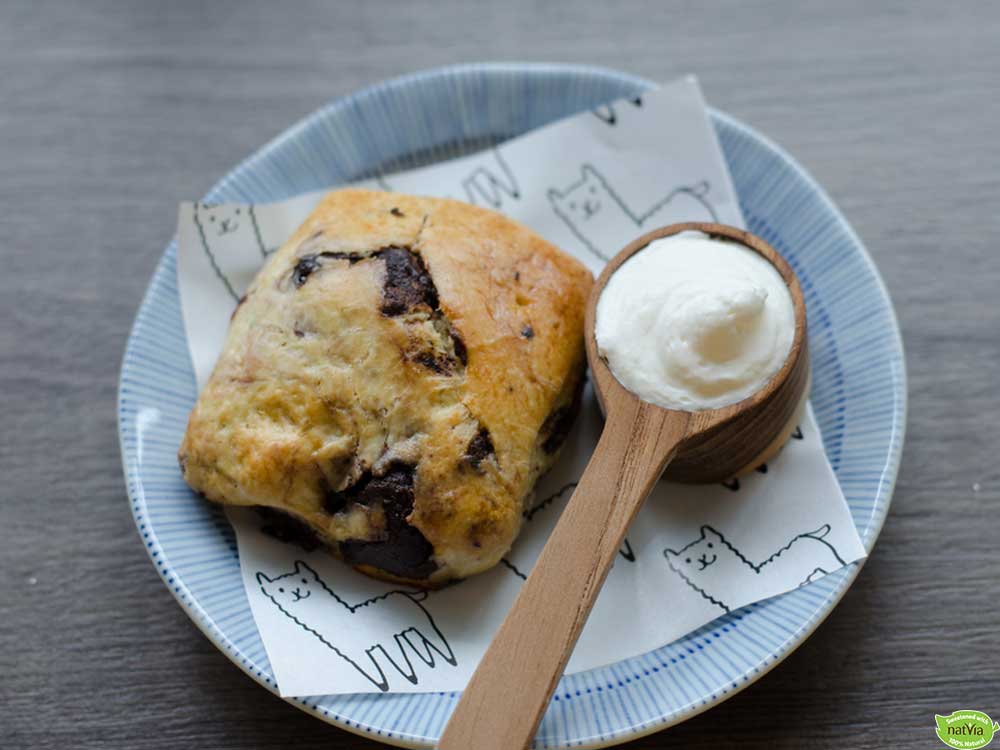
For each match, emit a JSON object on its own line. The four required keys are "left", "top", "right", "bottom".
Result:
{"left": 935, "top": 710, "right": 999, "bottom": 749}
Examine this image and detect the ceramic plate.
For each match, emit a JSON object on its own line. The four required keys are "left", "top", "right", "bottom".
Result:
{"left": 118, "top": 63, "right": 906, "bottom": 748}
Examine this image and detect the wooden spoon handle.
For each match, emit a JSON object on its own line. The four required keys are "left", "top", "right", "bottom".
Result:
{"left": 439, "top": 402, "right": 689, "bottom": 750}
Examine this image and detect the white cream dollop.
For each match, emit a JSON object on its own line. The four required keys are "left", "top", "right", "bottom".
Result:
{"left": 595, "top": 232, "right": 795, "bottom": 411}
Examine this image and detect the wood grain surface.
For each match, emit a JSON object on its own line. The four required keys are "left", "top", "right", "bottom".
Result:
{"left": 1, "top": 1, "right": 998, "bottom": 748}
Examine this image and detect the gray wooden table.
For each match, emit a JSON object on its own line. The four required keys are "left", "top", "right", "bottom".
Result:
{"left": 2, "top": 1, "right": 998, "bottom": 747}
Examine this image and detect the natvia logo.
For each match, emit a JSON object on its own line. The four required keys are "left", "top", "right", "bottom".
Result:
{"left": 935, "top": 710, "right": 1000, "bottom": 749}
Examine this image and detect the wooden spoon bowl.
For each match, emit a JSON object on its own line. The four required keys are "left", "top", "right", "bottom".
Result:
{"left": 440, "top": 223, "right": 809, "bottom": 750}
{"left": 587, "top": 222, "right": 810, "bottom": 482}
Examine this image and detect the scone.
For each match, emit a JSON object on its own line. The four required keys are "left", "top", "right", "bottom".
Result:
{"left": 179, "top": 189, "right": 592, "bottom": 586}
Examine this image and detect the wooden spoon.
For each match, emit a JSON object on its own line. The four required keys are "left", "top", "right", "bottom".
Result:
{"left": 439, "top": 223, "right": 809, "bottom": 750}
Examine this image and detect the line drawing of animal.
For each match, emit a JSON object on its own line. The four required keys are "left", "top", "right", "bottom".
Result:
{"left": 720, "top": 462, "right": 771, "bottom": 492}
{"left": 193, "top": 202, "right": 271, "bottom": 302}
{"left": 255, "top": 560, "right": 456, "bottom": 692}
{"left": 663, "top": 525, "right": 847, "bottom": 613}
{"left": 719, "top": 424, "right": 804, "bottom": 491}
{"left": 547, "top": 164, "right": 718, "bottom": 261}
{"left": 619, "top": 538, "right": 636, "bottom": 562}
{"left": 591, "top": 95, "right": 643, "bottom": 125}
{"left": 523, "top": 482, "right": 578, "bottom": 522}
{"left": 460, "top": 148, "right": 521, "bottom": 208}
{"left": 502, "top": 482, "right": 635, "bottom": 579}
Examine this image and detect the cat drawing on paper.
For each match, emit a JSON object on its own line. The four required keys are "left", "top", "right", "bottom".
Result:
{"left": 256, "top": 561, "right": 455, "bottom": 692}
{"left": 664, "top": 525, "right": 846, "bottom": 613}
{"left": 501, "top": 482, "right": 635, "bottom": 580}
{"left": 548, "top": 164, "right": 718, "bottom": 261}
{"left": 193, "top": 202, "right": 272, "bottom": 302}
{"left": 460, "top": 148, "right": 521, "bottom": 209}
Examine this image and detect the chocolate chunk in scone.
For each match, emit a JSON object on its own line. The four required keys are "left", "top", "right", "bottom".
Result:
{"left": 338, "top": 463, "right": 438, "bottom": 579}
{"left": 292, "top": 254, "right": 323, "bottom": 288}
{"left": 256, "top": 507, "right": 323, "bottom": 552}
{"left": 379, "top": 246, "right": 438, "bottom": 315}
{"left": 179, "top": 189, "right": 592, "bottom": 586}
{"left": 464, "top": 427, "right": 496, "bottom": 471}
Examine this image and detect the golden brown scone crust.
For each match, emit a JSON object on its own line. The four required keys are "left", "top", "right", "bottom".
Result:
{"left": 179, "top": 189, "right": 592, "bottom": 585}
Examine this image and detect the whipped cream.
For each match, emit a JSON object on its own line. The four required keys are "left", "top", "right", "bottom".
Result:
{"left": 595, "top": 232, "right": 795, "bottom": 411}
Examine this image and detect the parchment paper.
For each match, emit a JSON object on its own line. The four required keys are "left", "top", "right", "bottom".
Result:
{"left": 176, "top": 76, "right": 866, "bottom": 697}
